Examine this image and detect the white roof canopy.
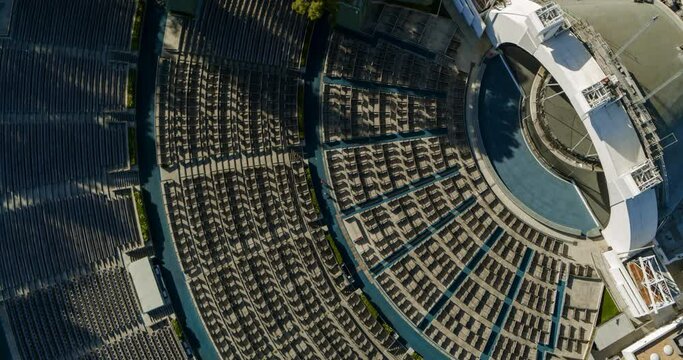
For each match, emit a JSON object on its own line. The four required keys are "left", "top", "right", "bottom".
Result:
{"left": 485, "top": 0, "right": 658, "bottom": 252}
{"left": 128, "top": 257, "right": 165, "bottom": 314}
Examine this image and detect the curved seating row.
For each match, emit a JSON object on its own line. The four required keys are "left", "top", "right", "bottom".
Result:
{"left": 8, "top": 0, "right": 136, "bottom": 51}
{"left": 0, "top": 120, "right": 128, "bottom": 193}
{"left": 0, "top": 2, "right": 185, "bottom": 359}
{"left": 322, "top": 6, "right": 600, "bottom": 359}
{"left": 0, "top": 41, "right": 127, "bottom": 114}
{"left": 156, "top": 1, "right": 408, "bottom": 358}
{"left": 179, "top": 0, "right": 307, "bottom": 68}
{"left": 156, "top": 55, "right": 298, "bottom": 167}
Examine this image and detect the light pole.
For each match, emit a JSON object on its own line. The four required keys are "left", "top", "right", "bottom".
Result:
{"left": 615, "top": 15, "right": 659, "bottom": 58}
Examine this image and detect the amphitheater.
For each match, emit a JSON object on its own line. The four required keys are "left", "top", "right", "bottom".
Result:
{"left": 1, "top": 0, "right": 683, "bottom": 360}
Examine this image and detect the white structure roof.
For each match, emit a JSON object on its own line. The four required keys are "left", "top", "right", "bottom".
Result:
{"left": 594, "top": 313, "right": 635, "bottom": 350}
{"left": 485, "top": 0, "right": 658, "bottom": 253}
{"left": 128, "top": 257, "right": 165, "bottom": 314}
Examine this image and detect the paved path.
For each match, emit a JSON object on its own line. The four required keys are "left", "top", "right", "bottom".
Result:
{"left": 135, "top": 3, "right": 219, "bottom": 359}
{"left": 324, "top": 128, "right": 447, "bottom": 151}
{"left": 324, "top": 76, "right": 447, "bottom": 98}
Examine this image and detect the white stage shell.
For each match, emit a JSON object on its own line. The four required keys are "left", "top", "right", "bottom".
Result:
{"left": 482, "top": 0, "right": 658, "bottom": 253}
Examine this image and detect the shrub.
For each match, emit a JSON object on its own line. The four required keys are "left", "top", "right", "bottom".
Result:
{"left": 128, "top": 127, "right": 138, "bottom": 166}
{"left": 127, "top": 69, "right": 137, "bottom": 109}
{"left": 131, "top": 0, "right": 145, "bottom": 51}
{"left": 133, "top": 190, "right": 150, "bottom": 241}
{"left": 325, "top": 234, "right": 343, "bottom": 265}
{"left": 170, "top": 318, "right": 184, "bottom": 340}
{"left": 305, "top": 167, "right": 320, "bottom": 214}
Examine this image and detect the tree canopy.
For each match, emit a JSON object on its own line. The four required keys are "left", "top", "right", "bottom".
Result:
{"left": 291, "top": 0, "right": 336, "bottom": 21}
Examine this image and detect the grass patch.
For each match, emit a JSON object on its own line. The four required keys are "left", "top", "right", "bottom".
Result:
{"left": 360, "top": 293, "right": 380, "bottom": 319}
{"left": 411, "top": 352, "right": 424, "bottom": 360}
{"left": 127, "top": 68, "right": 137, "bottom": 109}
{"left": 297, "top": 84, "right": 305, "bottom": 141}
{"left": 133, "top": 190, "right": 150, "bottom": 241}
{"left": 598, "top": 289, "right": 620, "bottom": 325}
{"left": 382, "top": 322, "right": 394, "bottom": 335}
{"left": 170, "top": 318, "right": 184, "bottom": 340}
{"left": 131, "top": 0, "right": 145, "bottom": 51}
{"left": 360, "top": 293, "right": 397, "bottom": 336}
{"left": 325, "top": 234, "right": 343, "bottom": 265}
{"left": 128, "top": 127, "right": 138, "bottom": 166}
{"left": 305, "top": 167, "right": 320, "bottom": 214}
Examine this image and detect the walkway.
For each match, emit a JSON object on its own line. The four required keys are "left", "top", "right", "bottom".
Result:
{"left": 480, "top": 247, "right": 536, "bottom": 360}
{"left": 478, "top": 55, "right": 597, "bottom": 234}
{"left": 369, "top": 197, "right": 476, "bottom": 276}
{"left": 417, "top": 227, "right": 504, "bottom": 331}
{"left": 324, "top": 127, "right": 447, "bottom": 151}
{"left": 323, "top": 76, "right": 446, "bottom": 98}
{"left": 342, "top": 165, "right": 460, "bottom": 218}
{"left": 536, "top": 280, "right": 567, "bottom": 359}
{"left": 335, "top": 24, "right": 437, "bottom": 60}
{"left": 303, "top": 18, "right": 451, "bottom": 360}
{"left": 135, "top": 3, "right": 219, "bottom": 359}
{"left": 375, "top": 32, "right": 436, "bottom": 60}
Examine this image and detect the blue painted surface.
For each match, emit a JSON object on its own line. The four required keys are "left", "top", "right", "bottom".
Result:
{"left": 324, "top": 128, "right": 448, "bottom": 151}
{"left": 370, "top": 196, "right": 476, "bottom": 276}
{"left": 479, "top": 56, "right": 596, "bottom": 234}
{"left": 536, "top": 280, "right": 567, "bottom": 359}
{"left": 303, "top": 18, "right": 450, "bottom": 360}
{"left": 136, "top": 3, "right": 218, "bottom": 359}
{"left": 480, "top": 247, "right": 535, "bottom": 360}
{"left": 343, "top": 166, "right": 460, "bottom": 218}
{"left": 417, "top": 227, "right": 504, "bottom": 331}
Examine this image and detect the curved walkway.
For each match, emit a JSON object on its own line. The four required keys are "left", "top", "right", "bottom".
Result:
{"left": 135, "top": 3, "right": 219, "bottom": 359}
{"left": 302, "top": 20, "right": 450, "bottom": 360}
{"left": 478, "top": 56, "right": 597, "bottom": 234}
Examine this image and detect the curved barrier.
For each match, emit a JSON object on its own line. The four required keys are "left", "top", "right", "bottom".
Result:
{"left": 483, "top": 0, "right": 658, "bottom": 253}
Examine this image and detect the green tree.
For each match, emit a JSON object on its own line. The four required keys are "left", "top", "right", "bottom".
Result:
{"left": 292, "top": 0, "right": 337, "bottom": 21}
{"left": 307, "top": 1, "right": 325, "bottom": 20}
{"left": 292, "top": 0, "right": 311, "bottom": 16}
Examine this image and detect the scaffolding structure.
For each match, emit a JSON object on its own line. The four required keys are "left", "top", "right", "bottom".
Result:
{"left": 564, "top": 14, "right": 672, "bottom": 193}
{"left": 534, "top": 2, "right": 564, "bottom": 28}
{"left": 581, "top": 76, "right": 620, "bottom": 110}
{"left": 634, "top": 255, "right": 676, "bottom": 313}
{"left": 630, "top": 161, "right": 663, "bottom": 192}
